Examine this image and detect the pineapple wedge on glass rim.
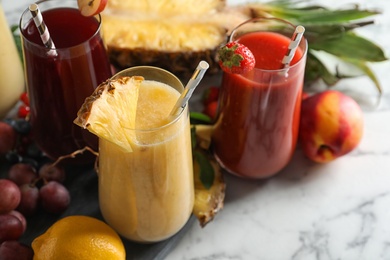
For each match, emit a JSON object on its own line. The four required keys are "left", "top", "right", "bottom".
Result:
{"left": 74, "top": 76, "right": 143, "bottom": 152}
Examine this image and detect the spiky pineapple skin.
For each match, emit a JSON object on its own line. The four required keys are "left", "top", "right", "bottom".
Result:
{"left": 108, "top": 48, "right": 221, "bottom": 76}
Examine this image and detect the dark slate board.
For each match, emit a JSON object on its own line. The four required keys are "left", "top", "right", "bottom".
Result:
{"left": 0, "top": 160, "right": 194, "bottom": 260}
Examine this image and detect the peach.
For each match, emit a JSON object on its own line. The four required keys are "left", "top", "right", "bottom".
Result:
{"left": 299, "top": 90, "right": 364, "bottom": 163}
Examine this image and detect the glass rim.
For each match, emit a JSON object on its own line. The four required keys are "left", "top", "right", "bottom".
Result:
{"left": 19, "top": 0, "right": 102, "bottom": 51}
{"left": 112, "top": 66, "right": 188, "bottom": 133}
{"left": 112, "top": 66, "right": 183, "bottom": 82}
{"left": 228, "top": 17, "right": 308, "bottom": 73}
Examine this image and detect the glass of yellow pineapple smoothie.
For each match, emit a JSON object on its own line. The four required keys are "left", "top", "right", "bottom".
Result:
{"left": 98, "top": 66, "right": 194, "bottom": 243}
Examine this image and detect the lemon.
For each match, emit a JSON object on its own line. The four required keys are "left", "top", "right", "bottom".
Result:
{"left": 32, "top": 215, "right": 126, "bottom": 260}
{"left": 74, "top": 76, "right": 143, "bottom": 152}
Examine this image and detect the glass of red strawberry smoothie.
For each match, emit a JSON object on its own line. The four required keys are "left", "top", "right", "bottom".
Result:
{"left": 212, "top": 18, "right": 308, "bottom": 179}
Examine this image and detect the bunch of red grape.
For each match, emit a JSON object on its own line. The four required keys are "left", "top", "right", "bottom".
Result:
{"left": 1, "top": 111, "right": 72, "bottom": 259}
{"left": 0, "top": 118, "right": 41, "bottom": 165}
{"left": 9, "top": 162, "right": 69, "bottom": 215}
{"left": 0, "top": 162, "right": 70, "bottom": 259}
{"left": 0, "top": 179, "right": 33, "bottom": 259}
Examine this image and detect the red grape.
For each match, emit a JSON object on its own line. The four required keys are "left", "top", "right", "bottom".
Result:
{"left": 8, "top": 163, "right": 38, "bottom": 186}
{"left": 9, "top": 210, "right": 27, "bottom": 233}
{"left": 19, "top": 92, "right": 30, "bottom": 106}
{"left": 40, "top": 181, "right": 70, "bottom": 214}
{"left": 39, "top": 163, "right": 65, "bottom": 183}
{"left": 0, "top": 240, "right": 33, "bottom": 260}
{"left": 0, "top": 179, "right": 21, "bottom": 214}
{"left": 0, "top": 122, "right": 17, "bottom": 155}
{"left": 18, "top": 105, "right": 30, "bottom": 119}
{"left": 0, "top": 214, "right": 24, "bottom": 243}
{"left": 17, "top": 184, "right": 39, "bottom": 216}
{"left": 10, "top": 119, "right": 31, "bottom": 135}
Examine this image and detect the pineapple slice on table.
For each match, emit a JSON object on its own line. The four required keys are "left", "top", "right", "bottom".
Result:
{"left": 193, "top": 152, "right": 225, "bottom": 227}
{"left": 192, "top": 124, "right": 225, "bottom": 227}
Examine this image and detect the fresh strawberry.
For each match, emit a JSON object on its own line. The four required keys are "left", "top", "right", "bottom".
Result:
{"left": 218, "top": 42, "right": 255, "bottom": 74}
{"left": 203, "top": 101, "right": 218, "bottom": 120}
{"left": 202, "top": 86, "right": 220, "bottom": 105}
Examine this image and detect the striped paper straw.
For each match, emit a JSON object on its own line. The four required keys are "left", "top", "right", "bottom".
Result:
{"left": 282, "top": 25, "right": 305, "bottom": 69}
{"left": 169, "top": 60, "right": 209, "bottom": 117}
{"left": 29, "top": 4, "right": 57, "bottom": 56}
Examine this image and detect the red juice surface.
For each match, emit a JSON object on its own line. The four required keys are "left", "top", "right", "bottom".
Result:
{"left": 21, "top": 7, "right": 112, "bottom": 162}
{"left": 212, "top": 31, "right": 305, "bottom": 178}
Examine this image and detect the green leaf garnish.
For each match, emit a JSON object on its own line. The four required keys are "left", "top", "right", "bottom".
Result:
{"left": 190, "top": 126, "right": 197, "bottom": 150}
{"left": 193, "top": 150, "right": 215, "bottom": 190}
{"left": 190, "top": 112, "right": 212, "bottom": 125}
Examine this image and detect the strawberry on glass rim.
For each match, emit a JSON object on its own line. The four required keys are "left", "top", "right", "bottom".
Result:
{"left": 218, "top": 42, "right": 255, "bottom": 74}
{"left": 77, "top": 0, "right": 108, "bottom": 17}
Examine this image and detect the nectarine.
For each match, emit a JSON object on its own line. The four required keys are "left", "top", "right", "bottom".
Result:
{"left": 299, "top": 90, "right": 364, "bottom": 163}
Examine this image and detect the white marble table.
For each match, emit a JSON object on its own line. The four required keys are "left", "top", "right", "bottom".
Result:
{"left": 174, "top": 1, "right": 390, "bottom": 259}
{"left": 3, "top": 0, "right": 390, "bottom": 259}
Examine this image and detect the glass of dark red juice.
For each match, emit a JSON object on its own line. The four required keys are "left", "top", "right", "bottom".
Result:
{"left": 212, "top": 18, "right": 308, "bottom": 179}
{"left": 19, "top": 0, "right": 112, "bottom": 163}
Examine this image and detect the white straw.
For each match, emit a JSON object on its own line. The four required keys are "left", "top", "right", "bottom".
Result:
{"left": 29, "top": 4, "right": 57, "bottom": 56}
{"left": 169, "top": 60, "right": 209, "bottom": 117}
{"left": 282, "top": 25, "right": 305, "bottom": 68}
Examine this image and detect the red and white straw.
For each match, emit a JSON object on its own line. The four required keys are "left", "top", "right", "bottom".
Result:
{"left": 282, "top": 25, "right": 305, "bottom": 69}
{"left": 29, "top": 4, "right": 57, "bottom": 56}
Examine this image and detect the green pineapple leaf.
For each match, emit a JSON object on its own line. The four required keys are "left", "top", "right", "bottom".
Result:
{"left": 249, "top": 0, "right": 388, "bottom": 92}
{"left": 309, "top": 32, "right": 387, "bottom": 62}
